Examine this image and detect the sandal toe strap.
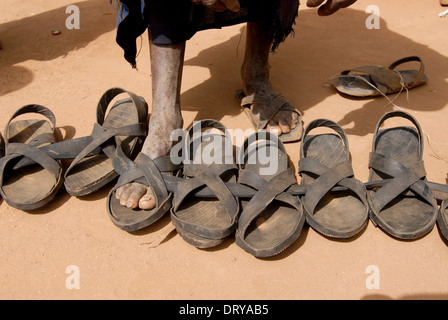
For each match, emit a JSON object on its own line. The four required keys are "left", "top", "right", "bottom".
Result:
{"left": 237, "top": 168, "right": 299, "bottom": 237}
{"left": 368, "top": 152, "right": 435, "bottom": 212}
{"left": 299, "top": 157, "right": 367, "bottom": 215}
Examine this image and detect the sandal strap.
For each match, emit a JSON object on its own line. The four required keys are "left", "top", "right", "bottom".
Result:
{"left": 368, "top": 152, "right": 434, "bottom": 212}
{"left": 185, "top": 119, "right": 233, "bottom": 164}
{"left": 300, "top": 118, "right": 350, "bottom": 159}
{"left": 4, "top": 104, "right": 56, "bottom": 143}
{"left": 239, "top": 91, "right": 292, "bottom": 130}
{"left": 239, "top": 167, "right": 300, "bottom": 205}
{"left": 10, "top": 136, "right": 98, "bottom": 171}
{"left": 0, "top": 134, "right": 4, "bottom": 158}
{"left": 173, "top": 163, "right": 239, "bottom": 217}
{"left": 187, "top": 119, "right": 228, "bottom": 138}
{"left": 10, "top": 89, "right": 147, "bottom": 171}
{"left": 373, "top": 110, "right": 424, "bottom": 157}
{"left": 0, "top": 142, "right": 61, "bottom": 185}
{"left": 64, "top": 87, "right": 149, "bottom": 177}
{"left": 388, "top": 56, "right": 425, "bottom": 87}
{"left": 65, "top": 121, "right": 147, "bottom": 175}
{"left": 4, "top": 105, "right": 57, "bottom": 155}
{"left": 341, "top": 65, "right": 404, "bottom": 94}
{"left": 112, "top": 148, "right": 180, "bottom": 207}
{"left": 170, "top": 163, "right": 242, "bottom": 238}
{"left": 0, "top": 104, "right": 61, "bottom": 182}
{"left": 96, "top": 87, "right": 147, "bottom": 126}
{"left": 238, "top": 131, "right": 285, "bottom": 164}
{"left": 237, "top": 169, "right": 299, "bottom": 236}
{"left": 299, "top": 157, "right": 367, "bottom": 214}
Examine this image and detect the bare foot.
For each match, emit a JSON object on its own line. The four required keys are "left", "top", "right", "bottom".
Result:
{"left": 114, "top": 112, "right": 183, "bottom": 210}
{"left": 242, "top": 74, "right": 299, "bottom": 136}
{"left": 241, "top": 22, "right": 299, "bottom": 137}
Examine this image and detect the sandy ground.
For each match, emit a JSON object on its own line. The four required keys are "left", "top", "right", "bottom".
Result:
{"left": 1, "top": 0, "right": 448, "bottom": 300}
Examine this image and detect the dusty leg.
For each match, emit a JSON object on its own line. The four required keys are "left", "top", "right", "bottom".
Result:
{"left": 241, "top": 22, "right": 298, "bottom": 136}
{"left": 115, "top": 40, "right": 185, "bottom": 209}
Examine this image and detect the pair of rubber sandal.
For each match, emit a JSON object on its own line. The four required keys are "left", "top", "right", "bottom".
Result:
{"left": 170, "top": 125, "right": 312, "bottom": 258}
{"left": 171, "top": 122, "right": 306, "bottom": 257}
{"left": 301, "top": 110, "right": 442, "bottom": 241}
{"left": 0, "top": 88, "right": 148, "bottom": 210}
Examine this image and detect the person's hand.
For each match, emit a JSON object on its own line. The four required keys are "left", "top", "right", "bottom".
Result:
{"left": 307, "top": 0, "right": 357, "bottom": 16}
{"left": 191, "top": 0, "right": 240, "bottom": 12}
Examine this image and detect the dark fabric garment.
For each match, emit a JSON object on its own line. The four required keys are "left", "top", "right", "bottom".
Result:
{"left": 112, "top": 0, "right": 300, "bottom": 68}
{"left": 144, "top": 0, "right": 279, "bottom": 45}
{"left": 114, "top": 0, "right": 147, "bottom": 67}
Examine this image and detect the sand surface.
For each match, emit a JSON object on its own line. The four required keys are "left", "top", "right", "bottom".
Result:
{"left": 1, "top": 0, "right": 448, "bottom": 300}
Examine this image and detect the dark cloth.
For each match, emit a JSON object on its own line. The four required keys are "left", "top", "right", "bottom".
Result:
{"left": 112, "top": 0, "right": 300, "bottom": 68}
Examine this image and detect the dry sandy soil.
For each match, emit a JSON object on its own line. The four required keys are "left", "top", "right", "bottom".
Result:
{"left": 1, "top": 0, "right": 448, "bottom": 300}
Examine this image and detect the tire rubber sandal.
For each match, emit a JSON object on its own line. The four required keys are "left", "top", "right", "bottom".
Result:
{"left": 235, "top": 132, "right": 305, "bottom": 258}
{"left": 426, "top": 176, "right": 448, "bottom": 241}
{"left": 0, "top": 104, "right": 64, "bottom": 210}
{"left": 107, "top": 143, "right": 183, "bottom": 232}
{"left": 64, "top": 88, "right": 148, "bottom": 196}
{"left": 0, "top": 133, "right": 4, "bottom": 159}
{"left": 438, "top": 199, "right": 448, "bottom": 242}
{"left": 366, "top": 110, "right": 438, "bottom": 239}
{"left": 329, "top": 56, "right": 427, "bottom": 97}
{"left": 0, "top": 134, "right": 3, "bottom": 201}
{"left": 170, "top": 120, "right": 240, "bottom": 249}
{"left": 235, "top": 89, "right": 303, "bottom": 143}
{"left": 299, "top": 119, "right": 369, "bottom": 238}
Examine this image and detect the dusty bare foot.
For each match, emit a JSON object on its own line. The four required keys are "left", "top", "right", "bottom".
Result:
{"left": 114, "top": 112, "right": 183, "bottom": 210}
{"left": 242, "top": 73, "right": 299, "bottom": 136}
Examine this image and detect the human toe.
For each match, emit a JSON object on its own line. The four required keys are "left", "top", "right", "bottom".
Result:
{"left": 138, "top": 190, "right": 157, "bottom": 210}
{"left": 267, "top": 120, "right": 282, "bottom": 136}
{"left": 118, "top": 183, "right": 147, "bottom": 209}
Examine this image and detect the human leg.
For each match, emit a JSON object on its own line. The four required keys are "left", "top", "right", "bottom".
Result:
{"left": 115, "top": 40, "right": 185, "bottom": 210}
{"left": 241, "top": 21, "right": 299, "bottom": 136}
